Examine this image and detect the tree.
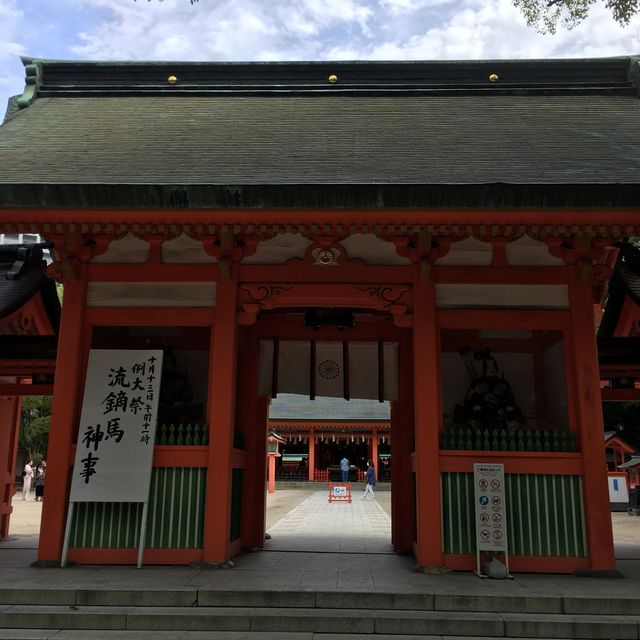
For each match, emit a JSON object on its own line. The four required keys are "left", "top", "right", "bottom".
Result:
{"left": 602, "top": 401, "right": 640, "bottom": 451}
{"left": 513, "top": 0, "right": 639, "bottom": 33}
{"left": 19, "top": 396, "right": 52, "bottom": 462}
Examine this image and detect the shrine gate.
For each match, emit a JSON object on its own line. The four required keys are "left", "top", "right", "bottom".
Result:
{"left": 1, "top": 55, "right": 639, "bottom": 573}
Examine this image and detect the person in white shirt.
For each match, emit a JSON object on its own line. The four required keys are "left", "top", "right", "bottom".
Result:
{"left": 22, "top": 460, "right": 34, "bottom": 500}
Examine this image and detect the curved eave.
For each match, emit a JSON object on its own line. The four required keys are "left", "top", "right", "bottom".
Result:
{"left": 2, "top": 183, "right": 640, "bottom": 210}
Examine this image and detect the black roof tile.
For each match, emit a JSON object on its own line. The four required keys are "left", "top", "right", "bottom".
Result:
{"left": 1, "top": 57, "right": 639, "bottom": 205}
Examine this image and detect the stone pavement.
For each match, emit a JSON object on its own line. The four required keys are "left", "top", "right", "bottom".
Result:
{"left": 266, "top": 489, "right": 392, "bottom": 553}
{"left": 0, "top": 489, "right": 639, "bottom": 598}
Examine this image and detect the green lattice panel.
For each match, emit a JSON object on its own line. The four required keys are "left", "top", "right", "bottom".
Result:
{"left": 441, "top": 472, "right": 586, "bottom": 557}
{"left": 69, "top": 467, "right": 206, "bottom": 549}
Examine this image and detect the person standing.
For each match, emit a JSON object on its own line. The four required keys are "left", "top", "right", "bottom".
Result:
{"left": 340, "top": 456, "right": 350, "bottom": 483}
{"left": 34, "top": 463, "right": 46, "bottom": 502}
{"left": 22, "top": 459, "right": 34, "bottom": 501}
{"left": 363, "top": 460, "right": 376, "bottom": 500}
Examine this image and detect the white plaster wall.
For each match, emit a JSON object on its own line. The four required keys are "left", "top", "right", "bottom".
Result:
{"left": 435, "top": 284, "right": 569, "bottom": 309}
{"left": 87, "top": 282, "right": 217, "bottom": 307}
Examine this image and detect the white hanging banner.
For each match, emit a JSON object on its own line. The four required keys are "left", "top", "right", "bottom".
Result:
{"left": 69, "top": 349, "right": 163, "bottom": 502}
{"left": 315, "top": 341, "right": 344, "bottom": 398}
{"left": 257, "top": 340, "right": 275, "bottom": 396}
{"left": 258, "top": 339, "right": 398, "bottom": 401}
{"left": 277, "top": 340, "right": 310, "bottom": 396}
{"left": 383, "top": 342, "right": 399, "bottom": 402}
{"left": 348, "top": 342, "right": 379, "bottom": 400}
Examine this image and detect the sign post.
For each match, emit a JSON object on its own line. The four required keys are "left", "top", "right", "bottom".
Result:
{"left": 473, "top": 463, "right": 511, "bottom": 578}
{"left": 328, "top": 482, "right": 352, "bottom": 503}
{"left": 61, "top": 349, "right": 163, "bottom": 568}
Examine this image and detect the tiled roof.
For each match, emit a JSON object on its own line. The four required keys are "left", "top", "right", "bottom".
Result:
{"left": 0, "top": 56, "right": 639, "bottom": 207}
{"left": 0, "top": 244, "right": 59, "bottom": 330}
{"left": 598, "top": 242, "right": 640, "bottom": 339}
{"left": 270, "top": 394, "right": 390, "bottom": 420}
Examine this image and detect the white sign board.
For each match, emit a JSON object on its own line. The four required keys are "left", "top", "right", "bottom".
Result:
{"left": 69, "top": 350, "right": 163, "bottom": 502}
{"left": 332, "top": 485, "right": 348, "bottom": 496}
{"left": 473, "top": 463, "right": 508, "bottom": 552}
{"left": 608, "top": 475, "right": 630, "bottom": 504}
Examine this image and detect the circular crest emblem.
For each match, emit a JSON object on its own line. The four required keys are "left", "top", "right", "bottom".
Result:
{"left": 316, "top": 249, "right": 336, "bottom": 265}
{"left": 318, "top": 360, "right": 340, "bottom": 379}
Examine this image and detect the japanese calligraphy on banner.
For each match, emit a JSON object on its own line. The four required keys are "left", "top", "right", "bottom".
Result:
{"left": 69, "top": 350, "right": 164, "bottom": 503}
{"left": 473, "top": 463, "right": 508, "bottom": 552}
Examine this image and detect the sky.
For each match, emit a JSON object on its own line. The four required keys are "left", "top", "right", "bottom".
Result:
{"left": 1, "top": 0, "right": 639, "bottom": 115}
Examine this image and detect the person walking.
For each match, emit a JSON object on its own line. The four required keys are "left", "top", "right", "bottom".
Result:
{"left": 22, "top": 459, "right": 34, "bottom": 501}
{"left": 363, "top": 460, "right": 376, "bottom": 500}
{"left": 340, "top": 456, "right": 350, "bottom": 483}
{"left": 34, "top": 463, "right": 46, "bottom": 502}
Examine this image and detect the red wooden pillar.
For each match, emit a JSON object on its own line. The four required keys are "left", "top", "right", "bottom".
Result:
{"left": 569, "top": 267, "right": 615, "bottom": 570}
{"left": 203, "top": 277, "right": 238, "bottom": 563}
{"left": 239, "top": 328, "right": 267, "bottom": 549}
{"left": 267, "top": 455, "right": 277, "bottom": 494}
{"left": 0, "top": 395, "right": 21, "bottom": 538}
{"left": 256, "top": 397, "right": 269, "bottom": 540}
{"left": 38, "top": 270, "right": 88, "bottom": 561}
{"left": 391, "top": 336, "right": 415, "bottom": 552}
{"left": 413, "top": 279, "right": 442, "bottom": 568}
{"left": 307, "top": 430, "right": 315, "bottom": 481}
{"left": 371, "top": 435, "right": 379, "bottom": 469}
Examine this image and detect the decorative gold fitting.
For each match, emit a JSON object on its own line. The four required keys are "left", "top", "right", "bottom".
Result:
{"left": 328, "top": 74, "right": 338, "bottom": 83}
{"left": 489, "top": 73, "right": 499, "bottom": 82}
{"left": 316, "top": 248, "right": 336, "bottom": 264}
{"left": 168, "top": 75, "right": 178, "bottom": 85}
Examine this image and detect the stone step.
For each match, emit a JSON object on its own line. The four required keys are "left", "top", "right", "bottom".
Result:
{"left": 0, "top": 632, "right": 310, "bottom": 640}
{"left": 0, "top": 589, "right": 639, "bottom": 616}
{"left": 0, "top": 632, "right": 605, "bottom": 640}
{"left": 1, "top": 605, "right": 640, "bottom": 638}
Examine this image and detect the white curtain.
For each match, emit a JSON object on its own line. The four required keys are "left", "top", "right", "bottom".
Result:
{"left": 258, "top": 340, "right": 398, "bottom": 401}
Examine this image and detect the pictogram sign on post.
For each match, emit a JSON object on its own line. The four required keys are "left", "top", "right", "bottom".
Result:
{"left": 328, "top": 482, "right": 352, "bottom": 503}
{"left": 473, "top": 463, "right": 511, "bottom": 578}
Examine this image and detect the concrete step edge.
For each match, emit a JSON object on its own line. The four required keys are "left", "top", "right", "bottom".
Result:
{"left": 1, "top": 605, "right": 640, "bottom": 638}
{"left": 0, "top": 632, "right": 602, "bottom": 640}
{"left": 0, "top": 589, "right": 639, "bottom": 616}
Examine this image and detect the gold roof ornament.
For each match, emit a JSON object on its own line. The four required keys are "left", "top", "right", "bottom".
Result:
{"left": 489, "top": 73, "right": 499, "bottom": 82}
{"left": 328, "top": 74, "right": 338, "bottom": 83}
{"left": 167, "top": 75, "right": 178, "bottom": 85}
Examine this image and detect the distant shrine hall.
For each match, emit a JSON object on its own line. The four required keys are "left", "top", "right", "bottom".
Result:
{"left": 0, "top": 55, "right": 639, "bottom": 573}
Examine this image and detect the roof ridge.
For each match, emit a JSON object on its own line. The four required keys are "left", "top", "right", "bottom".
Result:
{"left": 10, "top": 55, "right": 640, "bottom": 103}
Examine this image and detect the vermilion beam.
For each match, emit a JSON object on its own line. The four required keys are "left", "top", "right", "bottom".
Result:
{"left": 2, "top": 207, "right": 640, "bottom": 227}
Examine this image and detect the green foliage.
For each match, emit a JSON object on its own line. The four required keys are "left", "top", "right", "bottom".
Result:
{"left": 513, "top": 0, "right": 639, "bottom": 33}
{"left": 603, "top": 401, "right": 640, "bottom": 451}
{"left": 19, "top": 396, "right": 52, "bottom": 461}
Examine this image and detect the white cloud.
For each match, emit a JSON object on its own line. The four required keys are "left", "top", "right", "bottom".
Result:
{"left": 0, "top": 1, "right": 26, "bottom": 94}
{"left": 325, "top": 0, "right": 640, "bottom": 60}
{"left": 379, "top": 0, "right": 456, "bottom": 15}
{"left": 1, "top": 0, "right": 639, "bottom": 114}
{"left": 70, "top": 0, "right": 373, "bottom": 60}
